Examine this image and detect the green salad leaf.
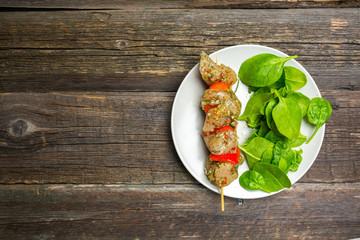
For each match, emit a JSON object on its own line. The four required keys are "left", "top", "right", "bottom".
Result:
{"left": 283, "top": 66, "right": 307, "bottom": 91}
{"left": 238, "top": 137, "right": 274, "bottom": 169}
{"left": 239, "top": 170, "right": 265, "bottom": 191}
{"left": 289, "top": 149, "right": 303, "bottom": 172}
{"left": 264, "top": 97, "right": 278, "bottom": 129}
{"left": 272, "top": 90, "right": 302, "bottom": 140}
{"left": 272, "top": 139, "right": 294, "bottom": 174}
{"left": 306, "top": 97, "right": 332, "bottom": 143}
{"left": 290, "top": 132, "right": 307, "bottom": 147}
{"left": 239, "top": 162, "right": 291, "bottom": 193}
{"left": 286, "top": 91, "right": 310, "bottom": 117}
{"left": 237, "top": 92, "right": 273, "bottom": 128}
{"left": 238, "top": 53, "right": 298, "bottom": 87}
{"left": 254, "top": 162, "right": 291, "bottom": 189}
{"left": 258, "top": 120, "right": 271, "bottom": 138}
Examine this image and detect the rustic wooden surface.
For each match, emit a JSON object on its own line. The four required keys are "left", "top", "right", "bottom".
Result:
{"left": 0, "top": 1, "right": 359, "bottom": 239}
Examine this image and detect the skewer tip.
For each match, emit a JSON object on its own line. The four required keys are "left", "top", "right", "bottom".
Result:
{"left": 221, "top": 187, "right": 224, "bottom": 212}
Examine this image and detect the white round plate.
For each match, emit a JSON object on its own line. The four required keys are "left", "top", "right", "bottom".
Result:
{"left": 171, "top": 45, "right": 324, "bottom": 199}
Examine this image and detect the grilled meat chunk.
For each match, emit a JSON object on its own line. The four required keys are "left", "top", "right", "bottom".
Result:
{"left": 202, "top": 128, "right": 238, "bottom": 155}
{"left": 201, "top": 89, "right": 241, "bottom": 119}
{"left": 205, "top": 156, "right": 239, "bottom": 187}
{"left": 202, "top": 104, "right": 235, "bottom": 132}
{"left": 199, "top": 51, "right": 237, "bottom": 87}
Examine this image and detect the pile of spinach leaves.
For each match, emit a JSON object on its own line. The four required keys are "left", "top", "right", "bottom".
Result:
{"left": 237, "top": 53, "right": 332, "bottom": 193}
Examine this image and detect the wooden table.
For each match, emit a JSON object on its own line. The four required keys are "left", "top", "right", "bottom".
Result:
{"left": 1, "top": 1, "right": 359, "bottom": 239}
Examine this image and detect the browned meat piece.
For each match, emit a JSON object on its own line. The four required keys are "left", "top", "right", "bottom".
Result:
{"left": 202, "top": 104, "right": 234, "bottom": 132}
{"left": 199, "top": 51, "right": 237, "bottom": 87}
{"left": 202, "top": 128, "right": 238, "bottom": 155}
{"left": 204, "top": 156, "right": 239, "bottom": 187}
{"left": 201, "top": 89, "right": 241, "bottom": 119}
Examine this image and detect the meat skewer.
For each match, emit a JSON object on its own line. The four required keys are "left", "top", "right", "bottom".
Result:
{"left": 199, "top": 52, "right": 244, "bottom": 211}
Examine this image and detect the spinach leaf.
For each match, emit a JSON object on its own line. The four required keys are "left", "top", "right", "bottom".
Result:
{"left": 248, "top": 86, "right": 260, "bottom": 93}
{"left": 243, "top": 129, "right": 258, "bottom": 146}
{"left": 237, "top": 92, "right": 273, "bottom": 128}
{"left": 283, "top": 66, "right": 307, "bottom": 91}
{"left": 239, "top": 163, "right": 291, "bottom": 193}
{"left": 265, "top": 130, "right": 282, "bottom": 143}
{"left": 290, "top": 132, "right": 307, "bottom": 147}
{"left": 286, "top": 91, "right": 310, "bottom": 117}
{"left": 269, "top": 71, "right": 285, "bottom": 89}
{"left": 239, "top": 170, "right": 265, "bottom": 191}
{"left": 265, "top": 128, "right": 306, "bottom": 148}
{"left": 272, "top": 139, "right": 294, "bottom": 174}
{"left": 289, "top": 149, "right": 303, "bottom": 172}
{"left": 238, "top": 137, "right": 274, "bottom": 169}
{"left": 254, "top": 163, "right": 291, "bottom": 189}
{"left": 264, "top": 97, "right": 279, "bottom": 129}
{"left": 261, "top": 149, "right": 273, "bottom": 164}
{"left": 253, "top": 87, "right": 272, "bottom": 97}
{"left": 265, "top": 129, "right": 306, "bottom": 148}
{"left": 258, "top": 120, "right": 271, "bottom": 137}
{"left": 277, "top": 87, "right": 290, "bottom": 98}
{"left": 306, "top": 97, "right": 332, "bottom": 144}
{"left": 272, "top": 90, "right": 302, "bottom": 140}
{"left": 238, "top": 53, "right": 298, "bottom": 87}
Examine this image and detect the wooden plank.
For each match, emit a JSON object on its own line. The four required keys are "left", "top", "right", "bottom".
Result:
{"left": 0, "top": 9, "right": 359, "bottom": 92}
{"left": 0, "top": 0, "right": 359, "bottom": 9}
{"left": 0, "top": 91, "right": 359, "bottom": 184}
{"left": 0, "top": 183, "right": 359, "bottom": 239}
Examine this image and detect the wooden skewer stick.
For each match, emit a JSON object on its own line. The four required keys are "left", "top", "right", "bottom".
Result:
{"left": 221, "top": 187, "right": 224, "bottom": 212}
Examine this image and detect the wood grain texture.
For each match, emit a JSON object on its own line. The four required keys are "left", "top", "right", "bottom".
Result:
{"left": 0, "top": 183, "right": 359, "bottom": 239}
{"left": 1, "top": 4, "right": 359, "bottom": 239}
{"left": 0, "top": 0, "right": 359, "bottom": 9}
{"left": 1, "top": 90, "right": 359, "bottom": 184}
{"left": 0, "top": 9, "right": 359, "bottom": 92}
